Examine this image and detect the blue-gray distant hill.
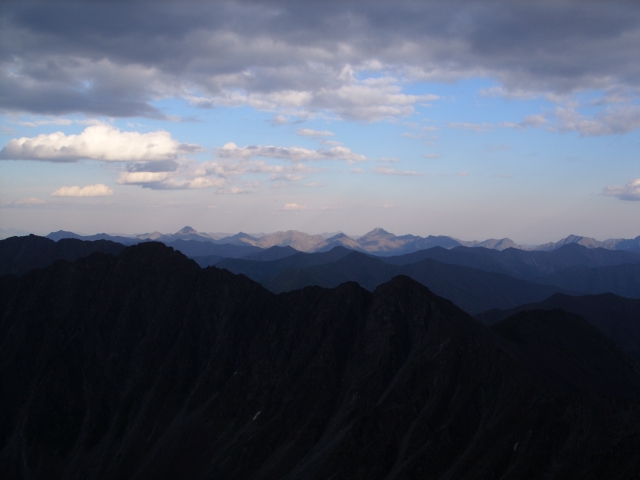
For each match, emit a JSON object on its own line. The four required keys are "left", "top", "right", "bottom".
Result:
{"left": 379, "top": 243, "right": 640, "bottom": 279}
{"left": 219, "top": 249, "right": 575, "bottom": 315}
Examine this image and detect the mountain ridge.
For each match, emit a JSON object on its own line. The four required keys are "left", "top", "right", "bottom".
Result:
{"left": 43, "top": 226, "right": 640, "bottom": 255}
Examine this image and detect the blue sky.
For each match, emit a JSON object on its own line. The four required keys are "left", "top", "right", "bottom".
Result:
{"left": 1, "top": 1, "right": 639, "bottom": 243}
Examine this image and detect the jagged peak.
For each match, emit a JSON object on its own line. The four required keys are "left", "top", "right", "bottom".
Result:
{"left": 176, "top": 226, "right": 198, "bottom": 235}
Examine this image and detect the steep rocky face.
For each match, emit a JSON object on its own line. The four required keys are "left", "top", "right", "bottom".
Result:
{"left": 1, "top": 243, "right": 640, "bottom": 479}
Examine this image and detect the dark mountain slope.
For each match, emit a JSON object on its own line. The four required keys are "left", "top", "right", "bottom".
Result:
{"left": 2, "top": 243, "right": 640, "bottom": 478}
{"left": 0, "top": 235, "right": 127, "bottom": 276}
{"left": 477, "top": 293, "right": 640, "bottom": 359}
{"left": 264, "top": 252, "right": 571, "bottom": 314}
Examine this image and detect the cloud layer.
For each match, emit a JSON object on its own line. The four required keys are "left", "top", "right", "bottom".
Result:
{"left": 2, "top": 1, "right": 639, "bottom": 123}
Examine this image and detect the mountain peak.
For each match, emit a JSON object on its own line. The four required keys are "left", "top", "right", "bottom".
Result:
{"left": 364, "top": 227, "right": 391, "bottom": 236}
{"left": 176, "top": 226, "right": 198, "bottom": 235}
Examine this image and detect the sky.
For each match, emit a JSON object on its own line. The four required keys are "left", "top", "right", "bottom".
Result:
{"left": 1, "top": 0, "right": 639, "bottom": 244}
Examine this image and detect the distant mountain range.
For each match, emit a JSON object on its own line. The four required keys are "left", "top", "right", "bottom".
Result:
{"left": 7, "top": 234, "right": 640, "bottom": 317}
{"left": 44, "top": 226, "right": 640, "bottom": 255}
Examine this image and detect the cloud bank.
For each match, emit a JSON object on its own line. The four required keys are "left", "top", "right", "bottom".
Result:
{"left": 3, "top": 1, "right": 639, "bottom": 126}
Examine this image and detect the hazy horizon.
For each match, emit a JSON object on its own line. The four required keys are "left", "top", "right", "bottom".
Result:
{"left": 1, "top": 1, "right": 639, "bottom": 244}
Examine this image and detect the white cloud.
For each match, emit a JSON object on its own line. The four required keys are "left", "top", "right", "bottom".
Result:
{"left": 373, "top": 167, "right": 426, "bottom": 176}
{"left": 51, "top": 184, "right": 114, "bottom": 197}
{"left": 0, "top": 124, "right": 202, "bottom": 162}
{"left": 216, "top": 142, "right": 366, "bottom": 163}
{"left": 281, "top": 203, "right": 308, "bottom": 211}
{"left": 117, "top": 171, "right": 171, "bottom": 184}
{"left": 603, "top": 179, "right": 640, "bottom": 201}
{"left": 297, "top": 129, "right": 334, "bottom": 137}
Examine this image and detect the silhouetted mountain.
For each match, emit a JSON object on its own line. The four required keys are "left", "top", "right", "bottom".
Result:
{"left": 0, "top": 235, "right": 126, "bottom": 276}
{"left": 2, "top": 243, "right": 640, "bottom": 478}
{"left": 262, "top": 251, "right": 572, "bottom": 314}
{"left": 477, "top": 292, "right": 640, "bottom": 360}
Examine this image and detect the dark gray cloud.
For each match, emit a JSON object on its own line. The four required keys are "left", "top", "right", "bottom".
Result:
{"left": 2, "top": 1, "right": 640, "bottom": 120}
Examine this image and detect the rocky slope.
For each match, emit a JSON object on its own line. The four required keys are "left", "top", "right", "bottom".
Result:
{"left": 1, "top": 243, "right": 640, "bottom": 478}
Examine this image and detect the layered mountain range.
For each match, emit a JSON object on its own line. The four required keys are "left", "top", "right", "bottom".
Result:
{"left": 2, "top": 240, "right": 640, "bottom": 478}
{"left": 4, "top": 235, "right": 640, "bottom": 316}
{"left": 46, "top": 226, "right": 640, "bottom": 255}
